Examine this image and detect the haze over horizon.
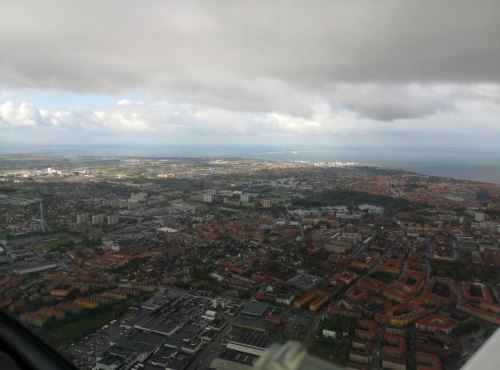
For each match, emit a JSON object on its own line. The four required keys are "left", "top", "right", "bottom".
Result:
{"left": 1, "top": 0, "right": 500, "bottom": 149}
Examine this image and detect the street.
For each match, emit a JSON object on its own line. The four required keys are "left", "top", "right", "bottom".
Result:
{"left": 187, "top": 313, "right": 235, "bottom": 370}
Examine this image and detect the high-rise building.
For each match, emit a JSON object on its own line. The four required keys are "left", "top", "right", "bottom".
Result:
{"left": 130, "top": 192, "right": 147, "bottom": 202}
{"left": 92, "top": 214, "right": 105, "bottom": 224}
{"left": 107, "top": 214, "right": 119, "bottom": 225}
{"left": 128, "top": 201, "right": 139, "bottom": 210}
{"left": 76, "top": 214, "right": 89, "bottom": 224}
{"left": 118, "top": 200, "right": 129, "bottom": 208}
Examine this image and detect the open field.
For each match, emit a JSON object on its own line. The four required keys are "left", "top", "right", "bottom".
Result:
{"left": 41, "top": 309, "right": 115, "bottom": 347}
{"left": 8, "top": 232, "right": 73, "bottom": 246}
{"left": 35, "top": 237, "right": 73, "bottom": 249}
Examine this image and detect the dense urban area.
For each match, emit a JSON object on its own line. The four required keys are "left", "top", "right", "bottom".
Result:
{"left": 0, "top": 154, "right": 499, "bottom": 370}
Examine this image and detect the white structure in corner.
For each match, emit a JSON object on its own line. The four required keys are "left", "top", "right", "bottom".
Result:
{"left": 358, "top": 204, "right": 384, "bottom": 215}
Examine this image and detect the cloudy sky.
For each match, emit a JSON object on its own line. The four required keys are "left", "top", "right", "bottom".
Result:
{"left": 1, "top": 0, "right": 500, "bottom": 149}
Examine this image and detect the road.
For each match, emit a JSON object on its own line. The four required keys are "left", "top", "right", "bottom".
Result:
{"left": 187, "top": 313, "right": 235, "bottom": 370}
{"left": 452, "top": 242, "right": 460, "bottom": 260}
{"left": 370, "top": 326, "right": 385, "bottom": 370}
{"left": 455, "top": 281, "right": 464, "bottom": 303}
{"left": 366, "top": 240, "right": 395, "bottom": 275}
{"left": 425, "top": 242, "right": 433, "bottom": 285}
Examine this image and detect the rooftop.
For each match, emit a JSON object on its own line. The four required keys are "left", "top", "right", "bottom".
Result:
{"left": 287, "top": 273, "right": 323, "bottom": 291}
{"left": 242, "top": 300, "right": 269, "bottom": 317}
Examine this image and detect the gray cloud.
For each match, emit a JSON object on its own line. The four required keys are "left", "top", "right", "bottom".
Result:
{"left": 1, "top": 0, "right": 500, "bottom": 152}
{"left": 1, "top": 0, "right": 500, "bottom": 119}
{"left": 326, "top": 84, "right": 454, "bottom": 121}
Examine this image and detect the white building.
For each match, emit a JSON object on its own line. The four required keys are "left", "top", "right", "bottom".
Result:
{"left": 107, "top": 214, "right": 119, "bottom": 225}
{"left": 130, "top": 192, "right": 147, "bottom": 202}
{"left": 358, "top": 204, "right": 384, "bottom": 215}
{"left": 475, "top": 212, "right": 485, "bottom": 222}
{"left": 128, "top": 201, "right": 139, "bottom": 210}
{"left": 76, "top": 213, "right": 89, "bottom": 224}
{"left": 261, "top": 199, "right": 272, "bottom": 208}
{"left": 92, "top": 214, "right": 105, "bottom": 224}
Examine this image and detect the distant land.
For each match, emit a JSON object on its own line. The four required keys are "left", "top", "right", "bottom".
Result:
{"left": 1, "top": 145, "right": 500, "bottom": 184}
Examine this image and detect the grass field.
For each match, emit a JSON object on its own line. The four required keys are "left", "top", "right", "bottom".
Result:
{"left": 191, "top": 279, "right": 216, "bottom": 290}
{"left": 370, "top": 271, "right": 396, "bottom": 284}
{"left": 37, "top": 237, "right": 73, "bottom": 249}
{"left": 16, "top": 191, "right": 37, "bottom": 199}
{"left": 9, "top": 232, "right": 72, "bottom": 246}
{"left": 41, "top": 309, "right": 115, "bottom": 346}
{"left": 305, "top": 333, "right": 350, "bottom": 365}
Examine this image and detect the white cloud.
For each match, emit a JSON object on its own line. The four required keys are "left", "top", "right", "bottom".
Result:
{"left": 6, "top": 82, "right": 497, "bottom": 135}
{"left": 2, "top": 81, "right": 500, "bottom": 143}
{"left": 0, "top": 100, "right": 41, "bottom": 126}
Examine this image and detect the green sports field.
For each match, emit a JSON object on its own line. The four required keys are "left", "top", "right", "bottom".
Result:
{"left": 41, "top": 309, "right": 114, "bottom": 347}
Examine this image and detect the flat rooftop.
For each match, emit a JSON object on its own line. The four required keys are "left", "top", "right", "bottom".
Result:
{"left": 287, "top": 273, "right": 323, "bottom": 291}
{"left": 118, "top": 330, "right": 167, "bottom": 353}
{"left": 228, "top": 329, "right": 273, "bottom": 349}
{"left": 219, "top": 348, "right": 258, "bottom": 365}
{"left": 242, "top": 301, "right": 269, "bottom": 316}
